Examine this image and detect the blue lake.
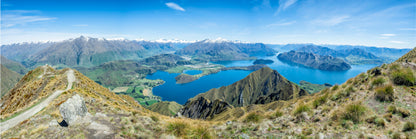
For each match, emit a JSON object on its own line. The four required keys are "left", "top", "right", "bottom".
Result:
{"left": 146, "top": 70, "right": 252, "bottom": 104}
{"left": 147, "top": 55, "right": 378, "bottom": 104}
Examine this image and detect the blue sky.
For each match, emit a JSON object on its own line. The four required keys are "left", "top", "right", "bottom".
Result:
{"left": 1, "top": 0, "right": 415, "bottom": 48}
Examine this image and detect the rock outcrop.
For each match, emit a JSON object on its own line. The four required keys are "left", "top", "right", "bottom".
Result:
{"left": 277, "top": 51, "right": 351, "bottom": 71}
{"left": 180, "top": 97, "right": 233, "bottom": 119}
{"left": 59, "top": 94, "right": 89, "bottom": 124}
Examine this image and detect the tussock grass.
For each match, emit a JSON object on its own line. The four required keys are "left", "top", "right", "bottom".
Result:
{"left": 312, "top": 94, "right": 328, "bottom": 108}
{"left": 391, "top": 68, "right": 415, "bottom": 86}
{"left": 371, "top": 77, "right": 386, "bottom": 87}
{"left": 341, "top": 102, "right": 367, "bottom": 123}
{"left": 269, "top": 109, "right": 284, "bottom": 119}
{"left": 403, "top": 122, "right": 415, "bottom": 132}
{"left": 293, "top": 103, "right": 311, "bottom": 115}
{"left": 166, "top": 121, "right": 189, "bottom": 137}
{"left": 375, "top": 85, "right": 394, "bottom": 102}
{"left": 244, "top": 112, "right": 264, "bottom": 123}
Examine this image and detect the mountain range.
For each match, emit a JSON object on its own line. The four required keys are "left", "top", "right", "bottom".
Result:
{"left": 175, "top": 39, "right": 277, "bottom": 61}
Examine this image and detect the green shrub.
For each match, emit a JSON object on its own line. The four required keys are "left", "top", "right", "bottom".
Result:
{"left": 387, "top": 105, "right": 396, "bottom": 113}
{"left": 371, "top": 77, "right": 386, "bottom": 87}
{"left": 403, "top": 122, "right": 415, "bottom": 132}
{"left": 388, "top": 105, "right": 411, "bottom": 118}
{"left": 391, "top": 68, "right": 415, "bottom": 86}
{"left": 375, "top": 85, "right": 394, "bottom": 102}
{"left": 392, "top": 132, "right": 401, "bottom": 139}
{"left": 390, "top": 64, "right": 400, "bottom": 71}
{"left": 312, "top": 95, "right": 328, "bottom": 108}
{"left": 293, "top": 103, "right": 311, "bottom": 115}
{"left": 375, "top": 118, "right": 386, "bottom": 127}
{"left": 191, "top": 126, "right": 211, "bottom": 139}
{"left": 396, "top": 108, "right": 411, "bottom": 118}
{"left": 167, "top": 121, "right": 189, "bottom": 137}
{"left": 332, "top": 85, "right": 339, "bottom": 91}
{"left": 342, "top": 102, "right": 367, "bottom": 123}
{"left": 244, "top": 112, "right": 264, "bottom": 123}
{"left": 270, "top": 109, "right": 283, "bottom": 119}
{"left": 150, "top": 115, "right": 159, "bottom": 122}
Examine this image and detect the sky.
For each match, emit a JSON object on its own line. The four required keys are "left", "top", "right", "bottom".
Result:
{"left": 1, "top": 0, "right": 415, "bottom": 48}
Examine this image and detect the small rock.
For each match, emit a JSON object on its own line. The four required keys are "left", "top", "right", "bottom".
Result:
{"left": 49, "top": 119, "right": 58, "bottom": 126}
{"left": 240, "top": 133, "right": 249, "bottom": 139}
{"left": 318, "top": 133, "right": 325, "bottom": 139}
{"left": 226, "top": 121, "right": 232, "bottom": 125}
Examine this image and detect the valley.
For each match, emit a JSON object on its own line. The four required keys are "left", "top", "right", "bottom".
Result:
{"left": 0, "top": 36, "right": 414, "bottom": 138}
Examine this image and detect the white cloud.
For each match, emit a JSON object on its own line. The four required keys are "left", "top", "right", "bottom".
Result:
{"left": 72, "top": 24, "right": 88, "bottom": 27}
{"left": 389, "top": 40, "right": 405, "bottom": 44}
{"left": 165, "top": 2, "right": 185, "bottom": 12}
{"left": 266, "top": 21, "right": 296, "bottom": 28}
{"left": 1, "top": 10, "right": 56, "bottom": 28}
{"left": 313, "top": 15, "right": 350, "bottom": 26}
{"left": 275, "top": 0, "right": 297, "bottom": 15}
{"left": 380, "top": 34, "right": 396, "bottom": 37}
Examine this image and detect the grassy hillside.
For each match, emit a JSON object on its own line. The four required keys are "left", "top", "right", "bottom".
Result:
{"left": 0, "top": 55, "right": 27, "bottom": 74}
{"left": 396, "top": 47, "right": 416, "bottom": 63}
{"left": 2, "top": 48, "right": 415, "bottom": 138}
{"left": 0, "top": 65, "right": 22, "bottom": 97}
{"left": 148, "top": 101, "right": 183, "bottom": 116}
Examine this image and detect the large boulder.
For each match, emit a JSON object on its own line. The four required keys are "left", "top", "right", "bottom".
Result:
{"left": 59, "top": 94, "right": 88, "bottom": 125}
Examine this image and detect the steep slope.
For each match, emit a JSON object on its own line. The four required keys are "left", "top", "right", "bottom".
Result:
{"left": 396, "top": 47, "right": 416, "bottom": 63}
{"left": 1, "top": 42, "right": 54, "bottom": 62}
{"left": 0, "top": 55, "right": 27, "bottom": 74}
{"left": 180, "top": 67, "right": 307, "bottom": 119}
{"left": 206, "top": 49, "right": 416, "bottom": 138}
{"left": 0, "top": 66, "right": 218, "bottom": 138}
{"left": 148, "top": 101, "right": 183, "bottom": 116}
{"left": 0, "top": 65, "right": 22, "bottom": 97}
{"left": 176, "top": 39, "right": 276, "bottom": 61}
{"left": 278, "top": 51, "right": 351, "bottom": 71}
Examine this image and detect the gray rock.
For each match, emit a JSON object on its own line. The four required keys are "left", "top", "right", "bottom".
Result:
{"left": 49, "top": 119, "right": 58, "bottom": 127}
{"left": 240, "top": 133, "right": 249, "bottom": 139}
{"left": 59, "top": 94, "right": 88, "bottom": 124}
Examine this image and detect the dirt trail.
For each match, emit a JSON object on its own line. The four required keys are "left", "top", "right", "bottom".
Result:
{"left": 0, "top": 69, "right": 75, "bottom": 134}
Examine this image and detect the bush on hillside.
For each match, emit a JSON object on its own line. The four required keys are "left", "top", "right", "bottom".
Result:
{"left": 167, "top": 121, "right": 189, "bottom": 137}
{"left": 244, "top": 112, "right": 264, "bottom": 123}
{"left": 312, "top": 94, "right": 328, "bottom": 108}
{"left": 403, "top": 122, "right": 415, "bottom": 132}
{"left": 342, "top": 102, "right": 367, "bottom": 123}
{"left": 371, "top": 77, "right": 386, "bottom": 87}
{"left": 293, "top": 103, "right": 311, "bottom": 115}
{"left": 375, "top": 85, "right": 394, "bottom": 102}
{"left": 391, "top": 68, "right": 415, "bottom": 86}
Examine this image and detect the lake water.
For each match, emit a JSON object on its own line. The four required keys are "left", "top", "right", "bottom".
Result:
{"left": 146, "top": 70, "right": 252, "bottom": 104}
{"left": 147, "top": 55, "right": 378, "bottom": 104}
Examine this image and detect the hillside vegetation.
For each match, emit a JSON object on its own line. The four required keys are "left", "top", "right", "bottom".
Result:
{"left": 1, "top": 48, "right": 415, "bottom": 139}
{"left": 0, "top": 65, "right": 22, "bottom": 97}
